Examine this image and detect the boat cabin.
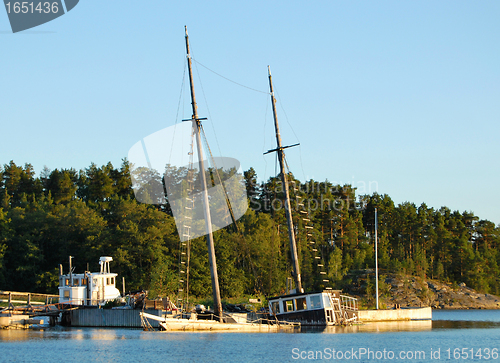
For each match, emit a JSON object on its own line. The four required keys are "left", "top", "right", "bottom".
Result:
{"left": 268, "top": 290, "right": 358, "bottom": 326}
{"left": 58, "top": 256, "right": 121, "bottom": 305}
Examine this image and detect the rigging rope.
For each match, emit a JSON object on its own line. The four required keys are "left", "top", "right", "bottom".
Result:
{"left": 200, "top": 125, "right": 239, "bottom": 232}
{"left": 193, "top": 58, "right": 225, "bottom": 164}
{"left": 169, "top": 62, "right": 187, "bottom": 165}
{"left": 274, "top": 88, "right": 307, "bottom": 182}
{"left": 200, "top": 123, "right": 263, "bottom": 291}
{"left": 262, "top": 96, "right": 270, "bottom": 182}
{"left": 176, "top": 126, "right": 195, "bottom": 313}
{"left": 192, "top": 58, "right": 269, "bottom": 95}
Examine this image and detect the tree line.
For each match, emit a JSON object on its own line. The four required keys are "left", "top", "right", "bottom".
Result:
{"left": 0, "top": 160, "right": 499, "bottom": 300}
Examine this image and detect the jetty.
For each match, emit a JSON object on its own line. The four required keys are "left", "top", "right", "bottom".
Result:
{"left": 1, "top": 290, "right": 174, "bottom": 329}
{"left": 0, "top": 290, "right": 71, "bottom": 328}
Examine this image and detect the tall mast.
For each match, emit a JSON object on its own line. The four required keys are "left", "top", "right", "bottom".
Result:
{"left": 266, "top": 66, "right": 303, "bottom": 293}
{"left": 184, "top": 26, "right": 223, "bottom": 320}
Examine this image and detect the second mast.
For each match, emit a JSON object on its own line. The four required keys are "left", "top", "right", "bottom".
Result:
{"left": 266, "top": 66, "right": 303, "bottom": 293}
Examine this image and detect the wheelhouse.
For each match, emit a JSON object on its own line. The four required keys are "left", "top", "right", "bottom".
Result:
{"left": 58, "top": 256, "right": 121, "bottom": 305}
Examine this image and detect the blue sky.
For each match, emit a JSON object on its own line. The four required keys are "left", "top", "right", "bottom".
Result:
{"left": 1, "top": 1, "right": 499, "bottom": 224}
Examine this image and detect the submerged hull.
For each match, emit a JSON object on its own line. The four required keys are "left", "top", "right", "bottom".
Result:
{"left": 274, "top": 309, "right": 328, "bottom": 326}
{"left": 274, "top": 308, "right": 359, "bottom": 326}
{"left": 140, "top": 312, "right": 295, "bottom": 332}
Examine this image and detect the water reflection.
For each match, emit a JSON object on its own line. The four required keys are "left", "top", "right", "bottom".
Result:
{"left": 1, "top": 310, "right": 499, "bottom": 343}
{"left": 72, "top": 329, "right": 133, "bottom": 341}
{"left": 0, "top": 329, "right": 31, "bottom": 342}
{"left": 0, "top": 327, "right": 137, "bottom": 342}
{"left": 352, "top": 320, "right": 432, "bottom": 333}
{"left": 433, "top": 320, "right": 500, "bottom": 330}
{"left": 299, "top": 320, "right": 433, "bottom": 334}
{"left": 433, "top": 309, "right": 500, "bottom": 322}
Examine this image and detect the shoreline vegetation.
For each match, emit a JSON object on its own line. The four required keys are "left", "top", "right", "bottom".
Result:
{"left": 1, "top": 160, "right": 499, "bottom": 310}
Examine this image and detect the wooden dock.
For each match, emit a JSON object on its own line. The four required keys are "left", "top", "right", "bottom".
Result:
{"left": 0, "top": 290, "right": 59, "bottom": 310}
{"left": 1, "top": 290, "right": 178, "bottom": 329}
{"left": 0, "top": 290, "right": 80, "bottom": 328}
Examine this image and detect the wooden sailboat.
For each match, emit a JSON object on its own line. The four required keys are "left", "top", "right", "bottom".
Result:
{"left": 140, "top": 28, "right": 289, "bottom": 332}
{"left": 265, "top": 67, "right": 358, "bottom": 326}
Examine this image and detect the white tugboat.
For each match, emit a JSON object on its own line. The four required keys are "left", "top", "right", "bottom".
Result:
{"left": 58, "top": 256, "right": 121, "bottom": 306}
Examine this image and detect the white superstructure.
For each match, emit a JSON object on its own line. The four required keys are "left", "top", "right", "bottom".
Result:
{"left": 58, "top": 256, "right": 121, "bottom": 305}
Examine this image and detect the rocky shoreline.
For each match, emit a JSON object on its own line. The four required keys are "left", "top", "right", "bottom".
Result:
{"left": 347, "top": 272, "right": 500, "bottom": 310}
{"left": 385, "top": 275, "right": 500, "bottom": 309}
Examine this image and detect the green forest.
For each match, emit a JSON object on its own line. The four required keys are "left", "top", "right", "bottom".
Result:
{"left": 1, "top": 160, "right": 499, "bottom": 302}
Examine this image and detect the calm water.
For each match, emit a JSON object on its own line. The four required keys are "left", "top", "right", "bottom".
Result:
{"left": 0, "top": 310, "right": 499, "bottom": 362}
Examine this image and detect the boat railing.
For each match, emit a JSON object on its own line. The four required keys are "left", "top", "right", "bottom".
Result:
{"left": 340, "top": 294, "right": 358, "bottom": 311}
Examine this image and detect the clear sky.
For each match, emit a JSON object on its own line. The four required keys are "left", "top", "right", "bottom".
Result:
{"left": 1, "top": 1, "right": 499, "bottom": 224}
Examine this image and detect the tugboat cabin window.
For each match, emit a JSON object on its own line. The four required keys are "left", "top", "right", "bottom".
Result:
{"left": 73, "top": 279, "right": 79, "bottom": 286}
{"left": 81, "top": 278, "right": 87, "bottom": 286}
{"left": 309, "top": 295, "right": 322, "bottom": 309}
{"left": 64, "top": 290, "right": 70, "bottom": 298}
{"left": 295, "top": 297, "right": 307, "bottom": 311}
{"left": 284, "top": 299, "right": 295, "bottom": 312}
{"left": 65, "top": 278, "right": 70, "bottom": 286}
